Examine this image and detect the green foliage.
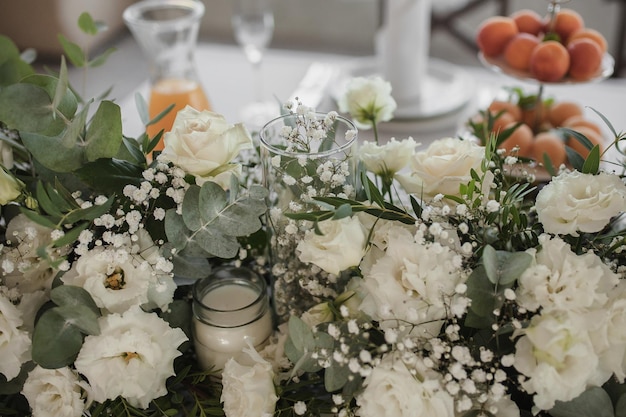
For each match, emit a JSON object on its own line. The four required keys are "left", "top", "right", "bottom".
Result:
{"left": 32, "top": 286, "right": 101, "bottom": 368}
{"left": 165, "top": 182, "right": 268, "bottom": 259}
{"left": 549, "top": 387, "right": 615, "bottom": 417}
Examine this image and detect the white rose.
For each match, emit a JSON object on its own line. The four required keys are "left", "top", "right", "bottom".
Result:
{"left": 62, "top": 246, "right": 152, "bottom": 314}
{"left": 161, "top": 106, "right": 253, "bottom": 188}
{"left": 74, "top": 306, "right": 187, "bottom": 409}
{"left": 221, "top": 344, "right": 278, "bottom": 417}
{"left": 0, "top": 292, "right": 31, "bottom": 380}
{"left": 516, "top": 235, "right": 620, "bottom": 313}
{"left": 0, "top": 166, "right": 23, "bottom": 205}
{"left": 337, "top": 76, "right": 397, "bottom": 129}
{"left": 358, "top": 137, "right": 417, "bottom": 175}
{"left": 22, "top": 366, "right": 90, "bottom": 417}
{"left": 257, "top": 323, "right": 291, "bottom": 378}
{"left": 591, "top": 280, "right": 626, "bottom": 382}
{"left": 513, "top": 310, "right": 604, "bottom": 410}
{"left": 296, "top": 216, "right": 366, "bottom": 276}
{"left": 358, "top": 225, "right": 466, "bottom": 336}
{"left": 356, "top": 353, "right": 454, "bottom": 417}
{"left": 536, "top": 170, "right": 626, "bottom": 236}
{"left": 2, "top": 214, "right": 66, "bottom": 293}
{"left": 396, "top": 137, "right": 484, "bottom": 200}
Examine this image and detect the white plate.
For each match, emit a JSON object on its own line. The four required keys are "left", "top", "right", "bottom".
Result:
{"left": 332, "top": 57, "right": 475, "bottom": 121}
{"left": 478, "top": 52, "right": 615, "bottom": 85}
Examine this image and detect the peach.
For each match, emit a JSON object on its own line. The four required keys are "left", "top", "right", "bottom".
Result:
{"left": 544, "top": 8, "right": 585, "bottom": 42}
{"left": 567, "top": 28, "right": 608, "bottom": 54}
{"left": 510, "top": 9, "right": 544, "bottom": 36}
{"left": 521, "top": 101, "right": 549, "bottom": 131}
{"left": 498, "top": 122, "right": 534, "bottom": 157}
{"left": 567, "top": 38, "right": 603, "bottom": 81}
{"left": 561, "top": 115, "right": 603, "bottom": 136}
{"left": 504, "top": 33, "right": 541, "bottom": 71}
{"left": 547, "top": 101, "right": 583, "bottom": 127}
{"left": 491, "top": 112, "right": 517, "bottom": 135}
{"left": 477, "top": 16, "right": 519, "bottom": 57}
{"left": 529, "top": 40, "right": 570, "bottom": 82}
{"left": 533, "top": 131, "right": 567, "bottom": 167}
{"left": 488, "top": 100, "right": 523, "bottom": 121}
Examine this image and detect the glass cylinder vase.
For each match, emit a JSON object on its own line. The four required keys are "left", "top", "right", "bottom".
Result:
{"left": 192, "top": 266, "right": 273, "bottom": 372}
{"left": 123, "top": 0, "right": 212, "bottom": 149}
{"left": 259, "top": 111, "right": 358, "bottom": 323}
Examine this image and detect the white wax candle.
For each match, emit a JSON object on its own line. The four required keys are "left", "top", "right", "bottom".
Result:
{"left": 193, "top": 283, "right": 273, "bottom": 371}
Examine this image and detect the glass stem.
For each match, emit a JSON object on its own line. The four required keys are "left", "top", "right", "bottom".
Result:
{"left": 253, "top": 60, "right": 264, "bottom": 103}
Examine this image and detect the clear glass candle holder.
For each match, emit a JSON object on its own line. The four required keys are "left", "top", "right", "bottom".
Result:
{"left": 192, "top": 266, "right": 272, "bottom": 372}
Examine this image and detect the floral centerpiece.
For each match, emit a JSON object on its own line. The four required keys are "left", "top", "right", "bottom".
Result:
{"left": 0, "top": 15, "right": 267, "bottom": 416}
{"left": 2, "top": 12, "right": 626, "bottom": 417}
{"left": 219, "top": 84, "right": 626, "bottom": 417}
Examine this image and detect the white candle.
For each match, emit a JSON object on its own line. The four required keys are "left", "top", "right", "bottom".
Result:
{"left": 192, "top": 268, "right": 273, "bottom": 372}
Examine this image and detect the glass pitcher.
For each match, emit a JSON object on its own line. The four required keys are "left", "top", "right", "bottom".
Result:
{"left": 123, "top": 0, "right": 211, "bottom": 150}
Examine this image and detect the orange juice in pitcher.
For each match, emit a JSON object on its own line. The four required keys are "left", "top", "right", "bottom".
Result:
{"left": 124, "top": 0, "right": 210, "bottom": 152}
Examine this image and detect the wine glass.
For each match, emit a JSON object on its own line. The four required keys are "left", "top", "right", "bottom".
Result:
{"left": 232, "top": 0, "right": 278, "bottom": 129}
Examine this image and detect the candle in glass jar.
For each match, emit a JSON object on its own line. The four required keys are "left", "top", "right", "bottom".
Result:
{"left": 192, "top": 267, "right": 273, "bottom": 372}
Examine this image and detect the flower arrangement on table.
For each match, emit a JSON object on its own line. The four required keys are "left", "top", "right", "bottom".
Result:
{"left": 1, "top": 14, "right": 626, "bottom": 417}
{"left": 0, "top": 18, "right": 267, "bottom": 416}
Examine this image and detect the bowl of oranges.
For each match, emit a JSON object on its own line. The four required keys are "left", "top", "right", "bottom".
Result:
{"left": 467, "top": 88, "right": 605, "bottom": 178}
{"left": 476, "top": 7, "right": 614, "bottom": 83}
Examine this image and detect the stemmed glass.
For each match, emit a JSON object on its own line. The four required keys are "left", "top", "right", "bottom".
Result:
{"left": 232, "top": 0, "right": 278, "bottom": 129}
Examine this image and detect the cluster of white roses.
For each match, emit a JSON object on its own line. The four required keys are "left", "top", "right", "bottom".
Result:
{"left": 0, "top": 106, "right": 256, "bottom": 416}
{"left": 217, "top": 76, "right": 626, "bottom": 417}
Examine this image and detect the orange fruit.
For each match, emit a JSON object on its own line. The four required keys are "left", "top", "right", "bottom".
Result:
{"left": 567, "top": 38, "right": 603, "bottom": 81}
{"left": 529, "top": 41, "right": 570, "bottom": 82}
{"left": 544, "top": 8, "right": 585, "bottom": 42}
{"left": 491, "top": 112, "right": 517, "bottom": 135}
{"left": 521, "top": 101, "right": 549, "bottom": 131}
{"left": 498, "top": 122, "right": 534, "bottom": 157}
{"left": 561, "top": 115, "right": 603, "bottom": 136}
{"left": 547, "top": 101, "right": 583, "bottom": 127}
{"left": 504, "top": 33, "right": 541, "bottom": 71}
{"left": 477, "top": 16, "right": 519, "bottom": 57}
{"left": 567, "top": 28, "right": 608, "bottom": 54}
{"left": 510, "top": 9, "right": 544, "bottom": 36}
{"left": 488, "top": 100, "right": 523, "bottom": 121}
{"left": 533, "top": 131, "right": 567, "bottom": 167}
{"left": 565, "top": 126, "right": 604, "bottom": 158}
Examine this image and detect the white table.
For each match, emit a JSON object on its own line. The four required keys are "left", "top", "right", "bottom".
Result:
{"left": 120, "top": 42, "right": 626, "bottom": 165}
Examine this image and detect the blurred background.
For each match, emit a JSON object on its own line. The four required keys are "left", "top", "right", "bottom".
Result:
{"left": 1, "top": 0, "right": 623, "bottom": 99}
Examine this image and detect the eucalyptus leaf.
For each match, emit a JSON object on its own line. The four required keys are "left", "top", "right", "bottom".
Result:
{"left": 325, "top": 363, "right": 349, "bottom": 392}
{"left": 77, "top": 12, "right": 99, "bottom": 35}
{"left": 50, "top": 284, "right": 100, "bottom": 317}
{"left": 164, "top": 209, "right": 193, "bottom": 249}
{"left": 482, "top": 245, "right": 532, "bottom": 286}
{"left": 194, "top": 227, "right": 239, "bottom": 258}
{"left": 182, "top": 185, "right": 203, "bottom": 231}
{"left": 18, "top": 208, "right": 58, "bottom": 229}
{"left": 284, "top": 337, "right": 321, "bottom": 373}
{"left": 88, "top": 47, "right": 117, "bottom": 68}
{"left": 0, "top": 83, "right": 55, "bottom": 133}
{"left": 0, "top": 35, "right": 35, "bottom": 86}
{"left": 549, "top": 387, "right": 614, "bottom": 417}
{"left": 287, "top": 315, "right": 316, "bottom": 354}
{"left": 465, "top": 265, "right": 501, "bottom": 318}
{"left": 52, "top": 56, "right": 69, "bottom": 114}
{"left": 54, "top": 305, "right": 100, "bottom": 336}
{"left": 32, "top": 308, "right": 84, "bottom": 368}
{"left": 85, "top": 100, "right": 122, "bottom": 161}
{"left": 57, "top": 34, "right": 85, "bottom": 68}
